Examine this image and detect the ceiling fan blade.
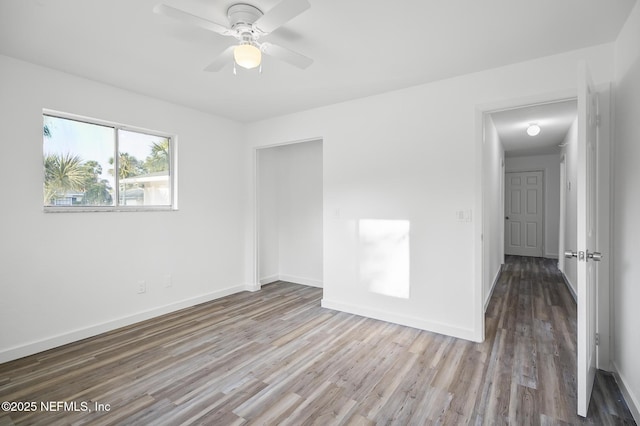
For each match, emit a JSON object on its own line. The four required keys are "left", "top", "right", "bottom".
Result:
{"left": 154, "top": 4, "right": 231, "bottom": 36}
{"left": 204, "top": 46, "right": 236, "bottom": 72}
{"left": 253, "top": 0, "right": 310, "bottom": 33}
{"left": 261, "top": 42, "right": 313, "bottom": 69}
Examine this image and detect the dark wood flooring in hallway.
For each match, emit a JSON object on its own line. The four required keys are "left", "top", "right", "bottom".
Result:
{"left": 0, "top": 256, "right": 636, "bottom": 425}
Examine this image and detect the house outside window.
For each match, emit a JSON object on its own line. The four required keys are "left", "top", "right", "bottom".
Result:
{"left": 43, "top": 111, "right": 176, "bottom": 211}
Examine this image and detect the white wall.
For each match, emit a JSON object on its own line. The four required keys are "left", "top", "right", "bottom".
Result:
{"left": 277, "top": 141, "right": 323, "bottom": 286}
{"left": 561, "top": 120, "right": 579, "bottom": 295}
{"left": 506, "top": 153, "right": 563, "bottom": 259}
{"left": 258, "top": 141, "right": 323, "bottom": 287}
{"left": 612, "top": 0, "right": 640, "bottom": 420}
{"left": 483, "top": 115, "right": 505, "bottom": 309}
{"left": 0, "top": 55, "right": 247, "bottom": 362}
{"left": 244, "top": 43, "right": 615, "bottom": 342}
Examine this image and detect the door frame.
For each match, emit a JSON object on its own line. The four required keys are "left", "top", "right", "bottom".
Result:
{"left": 595, "top": 84, "right": 612, "bottom": 371}
{"left": 475, "top": 89, "right": 576, "bottom": 343}
{"left": 559, "top": 154, "right": 567, "bottom": 274}
{"left": 252, "top": 137, "right": 324, "bottom": 291}
{"left": 504, "top": 169, "right": 545, "bottom": 258}
{"left": 476, "top": 86, "right": 611, "bottom": 365}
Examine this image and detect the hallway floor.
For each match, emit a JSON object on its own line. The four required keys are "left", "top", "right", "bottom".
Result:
{"left": 483, "top": 255, "right": 636, "bottom": 424}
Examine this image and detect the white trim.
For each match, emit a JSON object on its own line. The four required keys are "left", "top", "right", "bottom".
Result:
{"left": 0, "top": 284, "right": 248, "bottom": 364}
{"left": 484, "top": 265, "right": 503, "bottom": 312}
{"left": 43, "top": 108, "right": 174, "bottom": 139}
{"left": 253, "top": 136, "right": 324, "bottom": 291}
{"left": 44, "top": 206, "right": 174, "bottom": 213}
{"left": 260, "top": 274, "right": 323, "bottom": 288}
{"left": 252, "top": 146, "right": 260, "bottom": 290}
{"left": 255, "top": 136, "right": 324, "bottom": 151}
{"left": 321, "top": 299, "right": 478, "bottom": 342}
{"left": 505, "top": 159, "right": 565, "bottom": 262}
{"left": 476, "top": 89, "right": 578, "bottom": 345}
{"left": 475, "top": 90, "right": 577, "bottom": 116}
{"left": 260, "top": 274, "right": 280, "bottom": 285}
{"left": 558, "top": 154, "right": 566, "bottom": 274}
{"left": 595, "top": 82, "right": 612, "bottom": 372}
{"left": 279, "top": 274, "right": 323, "bottom": 288}
{"left": 612, "top": 361, "right": 640, "bottom": 424}
{"left": 474, "top": 108, "right": 485, "bottom": 343}
{"left": 504, "top": 169, "right": 546, "bottom": 258}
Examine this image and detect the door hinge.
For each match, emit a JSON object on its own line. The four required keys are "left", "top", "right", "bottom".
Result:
{"left": 595, "top": 333, "right": 599, "bottom": 346}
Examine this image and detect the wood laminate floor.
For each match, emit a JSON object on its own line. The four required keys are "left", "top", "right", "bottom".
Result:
{"left": 0, "top": 256, "right": 636, "bottom": 425}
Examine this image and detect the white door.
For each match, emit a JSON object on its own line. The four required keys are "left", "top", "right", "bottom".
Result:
{"left": 573, "top": 61, "right": 601, "bottom": 417}
{"left": 505, "top": 171, "right": 544, "bottom": 257}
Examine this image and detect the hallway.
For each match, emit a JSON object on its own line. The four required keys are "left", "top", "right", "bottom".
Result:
{"left": 483, "top": 255, "right": 635, "bottom": 424}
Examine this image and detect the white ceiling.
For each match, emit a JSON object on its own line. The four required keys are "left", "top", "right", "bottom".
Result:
{"left": 491, "top": 100, "right": 578, "bottom": 158}
{"left": 0, "top": 0, "right": 635, "bottom": 122}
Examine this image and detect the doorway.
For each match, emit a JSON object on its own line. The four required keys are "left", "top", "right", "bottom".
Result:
{"left": 256, "top": 139, "right": 323, "bottom": 289}
{"left": 479, "top": 97, "right": 577, "bottom": 318}
{"left": 504, "top": 170, "right": 544, "bottom": 257}
{"left": 479, "top": 83, "right": 612, "bottom": 416}
{"left": 491, "top": 99, "right": 577, "bottom": 261}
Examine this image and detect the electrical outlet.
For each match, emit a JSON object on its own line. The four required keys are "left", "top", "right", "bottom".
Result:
{"left": 456, "top": 210, "right": 472, "bottom": 222}
{"left": 137, "top": 280, "right": 146, "bottom": 294}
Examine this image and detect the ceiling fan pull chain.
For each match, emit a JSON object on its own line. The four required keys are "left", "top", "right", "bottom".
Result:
{"left": 259, "top": 63, "right": 263, "bottom": 75}
{"left": 233, "top": 61, "right": 237, "bottom": 76}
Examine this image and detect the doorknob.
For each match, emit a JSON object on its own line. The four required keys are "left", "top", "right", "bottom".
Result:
{"left": 587, "top": 251, "right": 603, "bottom": 261}
{"left": 565, "top": 250, "right": 601, "bottom": 261}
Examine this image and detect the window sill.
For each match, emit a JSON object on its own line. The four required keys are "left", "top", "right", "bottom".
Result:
{"left": 43, "top": 206, "right": 177, "bottom": 213}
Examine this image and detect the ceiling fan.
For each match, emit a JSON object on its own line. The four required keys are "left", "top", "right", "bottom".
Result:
{"left": 153, "top": 0, "right": 313, "bottom": 72}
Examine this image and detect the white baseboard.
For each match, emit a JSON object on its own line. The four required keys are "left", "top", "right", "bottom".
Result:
{"left": 260, "top": 274, "right": 279, "bottom": 285}
{"left": 0, "top": 284, "right": 248, "bottom": 364}
{"left": 612, "top": 361, "right": 640, "bottom": 424}
{"left": 260, "top": 274, "right": 323, "bottom": 288}
{"left": 545, "top": 252, "right": 559, "bottom": 259}
{"left": 561, "top": 272, "right": 577, "bottom": 302}
{"left": 279, "top": 274, "right": 323, "bottom": 288}
{"left": 321, "top": 299, "right": 477, "bottom": 342}
{"left": 484, "top": 266, "right": 503, "bottom": 313}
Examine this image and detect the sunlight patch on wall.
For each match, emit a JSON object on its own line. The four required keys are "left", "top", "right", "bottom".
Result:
{"left": 358, "top": 219, "right": 410, "bottom": 299}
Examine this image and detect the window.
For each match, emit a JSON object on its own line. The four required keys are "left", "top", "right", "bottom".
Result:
{"left": 43, "top": 112, "right": 175, "bottom": 210}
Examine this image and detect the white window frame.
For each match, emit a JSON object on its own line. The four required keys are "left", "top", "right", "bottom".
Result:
{"left": 43, "top": 109, "right": 178, "bottom": 212}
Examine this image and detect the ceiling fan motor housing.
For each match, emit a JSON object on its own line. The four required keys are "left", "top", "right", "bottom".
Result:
{"left": 227, "top": 4, "right": 263, "bottom": 31}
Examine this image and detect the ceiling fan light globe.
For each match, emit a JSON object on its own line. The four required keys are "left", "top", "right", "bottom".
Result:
{"left": 234, "top": 44, "right": 262, "bottom": 69}
{"left": 527, "top": 124, "right": 541, "bottom": 136}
